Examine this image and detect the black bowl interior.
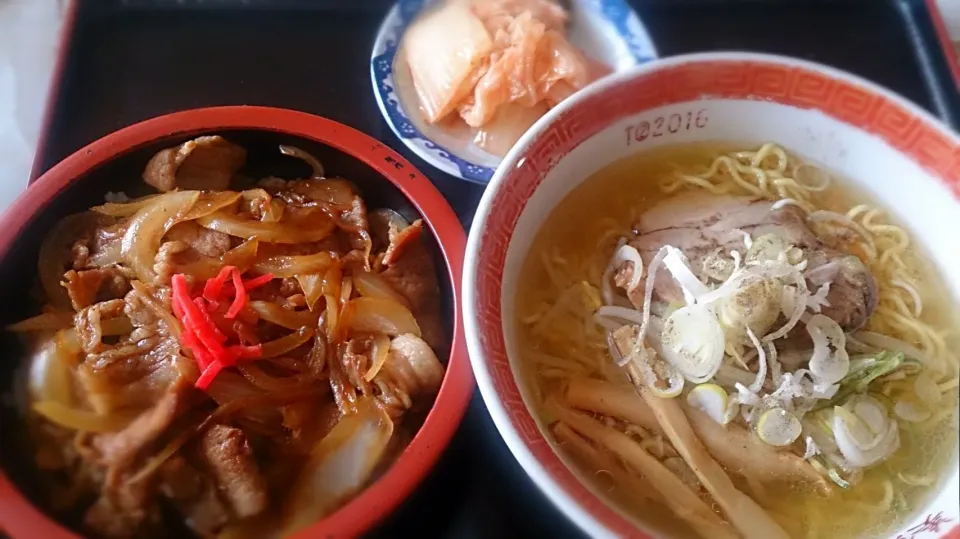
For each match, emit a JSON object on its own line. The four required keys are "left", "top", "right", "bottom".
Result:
{"left": 0, "top": 128, "right": 455, "bottom": 528}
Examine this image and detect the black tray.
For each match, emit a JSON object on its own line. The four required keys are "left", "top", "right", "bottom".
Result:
{"left": 22, "top": 1, "right": 960, "bottom": 538}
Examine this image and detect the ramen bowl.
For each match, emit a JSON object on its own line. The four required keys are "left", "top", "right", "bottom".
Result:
{"left": 462, "top": 52, "right": 960, "bottom": 538}
{"left": 0, "top": 106, "right": 473, "bottom": 538}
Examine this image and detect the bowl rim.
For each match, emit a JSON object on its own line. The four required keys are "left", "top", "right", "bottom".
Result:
{"left": 0, "top": 105, "right": 474, "bottom": 539}
{"left": 462, "top": 51, "right": 960, "bottom": 538}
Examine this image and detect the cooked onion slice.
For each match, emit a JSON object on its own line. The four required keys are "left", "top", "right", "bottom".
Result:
{"left": 660, "top": 304, "right": 725, "bottom": 383}
{"left": 39, "top": 212, "right": 105, "bottom": 308}
{"left": 283, "top": 398, "right": 393, "bottom": 534}
{"left": 260, "top": 327, "right": 315, "bottom": 359}
{"left": 175, "top": 239, "right": 260, "bottom": 281}
{"left": 91, "top": 194, "right": 160, "bottom": 217}
{"left": 122, "top": 190, "right": 200, "bottom": 284}
{"left": 197, "top": 211, "right": 335, "bottom": 244}
{"left": 8, "top": 312, "right": 74, "bottom": 332}
{"left": 249, "top": 301, "right": 321, "bottom": 330}
{"left": 687, "top": 384, "right": 729, "bottom": 424}
{"left": 341, "top": 297, "right": 421, "bottom": 338}
{"left": 756, "top": 408, "right": 801, "bottom": 446}
{"left": 806, "top": 314, "right": 850, "bottom": 385}
{"left": 253, "top": 252, "right": 335, "bottom": 278}
{"left": 353, "top": 270, "right": 411, "bottom": 309}
{"left": 363, "top": 334, "right": 392, "bottom": 382}
{"left": 279, "top": 145, "right": 325, "bottom": 178}
{"left": 296, "top": 274, "right": 324, "bottom": 312}
{"left": 32, "top": 401, "right": 134, "bottom": 433}
{"left": 29, "top": 333, "right": 76, "bottom": 404}
{"left": 181, "top": 191, "right": 242, "bottom": 221}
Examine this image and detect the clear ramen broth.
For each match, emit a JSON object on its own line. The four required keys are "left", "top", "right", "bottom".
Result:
{"left": 514, "top": 143, "right": 960, "bottom": 539}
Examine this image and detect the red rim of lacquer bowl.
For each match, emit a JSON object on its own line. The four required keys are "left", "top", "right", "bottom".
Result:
{"left": 0, "top": 105, "right": 474, "bottom": 539}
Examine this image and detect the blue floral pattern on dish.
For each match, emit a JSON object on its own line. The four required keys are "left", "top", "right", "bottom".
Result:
{"left": 370, "top": 0, "right": 657, "bottom": 184}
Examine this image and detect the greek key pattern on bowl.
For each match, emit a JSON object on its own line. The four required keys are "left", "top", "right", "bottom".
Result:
{"left": 474, "top": 57, "right": 960, "bottom": 537}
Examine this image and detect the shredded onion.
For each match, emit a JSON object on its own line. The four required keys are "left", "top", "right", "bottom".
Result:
{"left": 807, "top": 282, "right": 831, "bottom": 313}
{"left": 632, "top": 246, "right": 669, "bottom": 363}
{"left": 734, "top": 382, "right": 761, "bottom": 407}
{"left": 764, "top": 278, "right": 809, "bottom": 343}
{"left": 662, "top": 246, "right": 709, "bottom": 304}
{"left": 746, "top": 327, "right": 767, "bottom": 393}
{"left": 767, "top": 342, "right": 782, "bottom": 387}
{"left": 697, "top": 261, "right": 797, "bottom": 306}
{"left": 594, "top": 305, "right": 646, "bottom": 330}
{"left": 600, "top": 238, "right": 628, "bottom": 305}
{"left": 803, "top": 436, "right": 821, "bottom": 460}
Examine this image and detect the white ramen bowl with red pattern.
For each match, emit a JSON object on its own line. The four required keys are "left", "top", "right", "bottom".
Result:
{"left": 462, "top": 52, "right": 960, "bottom": 539}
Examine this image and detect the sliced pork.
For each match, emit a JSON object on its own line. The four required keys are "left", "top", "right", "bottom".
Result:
{"left": 619, "top": 192, "right": 878, "bottom": 331}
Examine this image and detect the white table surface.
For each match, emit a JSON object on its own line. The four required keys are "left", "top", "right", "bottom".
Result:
{"left": 0, "top": 0, "right": 958, "bottom": 214}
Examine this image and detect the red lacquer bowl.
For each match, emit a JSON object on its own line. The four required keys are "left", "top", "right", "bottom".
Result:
{"left": 0, "top": 106, "right": 473, "bottom": 538}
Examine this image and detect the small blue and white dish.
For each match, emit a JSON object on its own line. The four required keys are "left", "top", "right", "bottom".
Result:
{"left": 370, "top": 0, "right": 658, "bottom": 184}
